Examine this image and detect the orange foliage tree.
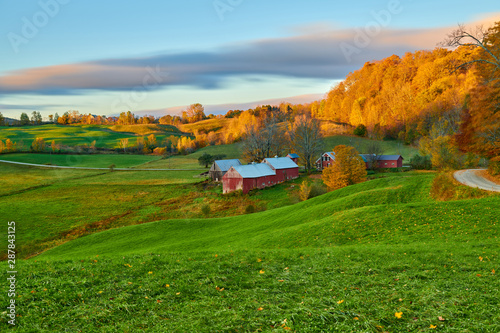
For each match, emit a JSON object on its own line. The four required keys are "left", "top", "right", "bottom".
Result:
{"left": 322, "top": 145, "right": 367, "bottom": 191}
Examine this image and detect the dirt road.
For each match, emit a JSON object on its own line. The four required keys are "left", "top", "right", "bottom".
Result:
{"left": 453, "top": 169, "right": 500, "bottom": 192}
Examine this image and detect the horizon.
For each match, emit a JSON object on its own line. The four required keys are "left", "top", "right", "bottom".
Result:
{"left": 1, "top": 1, "right": 499, "bottom": 119}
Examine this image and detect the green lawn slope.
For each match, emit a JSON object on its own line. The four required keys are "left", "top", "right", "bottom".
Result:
{"left": 39, "top": 173, "right": 498, "bottom": 260}
{"left": 1, "top": 172, "right": 498, "bottom": 332}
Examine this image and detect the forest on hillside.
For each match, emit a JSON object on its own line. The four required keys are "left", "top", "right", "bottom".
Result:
{"left": 315, "top": 22, "right": 500, "bottom": 159}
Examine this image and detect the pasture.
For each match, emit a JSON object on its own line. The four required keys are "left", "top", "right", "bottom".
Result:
{"left": 0, "top": 170, "right": 498, "bottom": 331}
{"left": 0, "top": 124, "right": 183, "bottom": 149}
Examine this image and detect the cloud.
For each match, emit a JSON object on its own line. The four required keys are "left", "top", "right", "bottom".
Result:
{"left": 0, "top": 14, "right": 499, "bottom": 96}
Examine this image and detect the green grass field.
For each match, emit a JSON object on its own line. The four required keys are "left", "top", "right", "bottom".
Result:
{"left": 322, "top": 135, "right": 419, "bottom": 159}
{"left": 0, "top": 124, "right": 183, "bottom": 149}
{"left": 0, "top": 153, "right": 161, "bottom": 168}
{"left": 0, "top": 169, "right": 498, "bottom": 331}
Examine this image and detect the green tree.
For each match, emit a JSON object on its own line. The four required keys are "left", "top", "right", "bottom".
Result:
{"left": 31, "top": 111, "right": 42, "bottom": 125}
{"left": 20, "top": 112, "right": 30, "bottom": 125}
{"left": 0, "top": 112, "right": 5, "bottom": 126}
{"left": 198, "top": 153, "right": 213, "bottom": 168}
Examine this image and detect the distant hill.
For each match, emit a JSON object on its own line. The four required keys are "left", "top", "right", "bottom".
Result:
{"left": 133, "top": 93, "right": 324, "bottom": 117}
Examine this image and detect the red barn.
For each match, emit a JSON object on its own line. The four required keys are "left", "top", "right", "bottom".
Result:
{"left": 359, "top": 154, "right": 403, "bottom": 169}
{"left": 376, "top": 155, "right": 403, "bottom": 168}
{"left": 222, "top": 163, "right": 276, "bottom": 194}
{"left": 315, "top": 152, "right": 335, "bottom": 171}
{"left": 263, "top": 157, "right": 299, "bottom": 183}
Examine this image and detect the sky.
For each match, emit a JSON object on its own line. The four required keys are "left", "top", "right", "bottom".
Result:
{"left": 0, "top": 0, "right": 499, "bottom": 119}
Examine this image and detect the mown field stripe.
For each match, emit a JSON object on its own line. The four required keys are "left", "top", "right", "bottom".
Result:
{"left": 0, "top": 159, "right": 205, "bottom": 171}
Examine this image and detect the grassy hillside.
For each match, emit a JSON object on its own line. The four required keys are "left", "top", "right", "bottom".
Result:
{"left": 107, "top": 124, "right": 181, "bottom": 136}
{"left": 0, "top": 124, "right": 183, "bottom": 149}
{"left": 1, "top": 172, "right": 498, "bottom": 331}
{"left": 322, "top": 135, "right": 419, "bottom": 159}
{"left": 179, "top": 117, "right": 231, "bottom": 134}
{"left": 0, "top": 153, "right": 160, "bottom": 168}
{"left": 0, "top": 158, "right": 301, "bottom": 260}
{"left": 38, "top": 173, "right": 498, "bottom": 259}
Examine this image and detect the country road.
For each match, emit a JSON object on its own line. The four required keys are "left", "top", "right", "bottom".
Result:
{"left": 454, "top": 169, "right": 500, "bottom": 192}
{"left": 0, "top": 159, "right": 204, "bottom": 172}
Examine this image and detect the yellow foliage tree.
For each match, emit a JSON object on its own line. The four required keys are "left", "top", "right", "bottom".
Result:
{"left": 322, "top": 145, "right": 367, "bottom": 191}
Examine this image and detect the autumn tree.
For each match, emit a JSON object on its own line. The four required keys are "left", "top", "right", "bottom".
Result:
{"left": 288, "top": 115, "right": 323, "bottom": 172}
{"left": 118, "top": 138, "right": 129, "bottom": 152}
{"left": 145, "top": 134, "right": 157, "bottom": 152}
{"left": 31, "top": 137, "right": 45, "bottom": 152}
{"left": 445, "top": 22, "right": 500, "bottom": 156}
{"left": 5, "top": 139, "right": 14, "bottom": 152}
{"left": 183, "top": 103, "right": 206, "bottom": 123}
{"left": 322, "top": 145, "right": 367, "bottom": 191}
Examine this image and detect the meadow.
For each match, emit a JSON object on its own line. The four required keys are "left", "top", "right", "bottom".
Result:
{"left": 0, "top": 124, "right": 184, "bottom": 149}
{"left": 0, "top": 165, "right": 498, "bottom": 331}
{"left": 0, "top": 126, "right": 496, "bottom": 332}
{"left": 0, "top": 153, "right": 161, "bottom": 168}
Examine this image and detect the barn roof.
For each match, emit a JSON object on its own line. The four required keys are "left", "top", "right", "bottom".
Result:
{"left": 287, "top": 153, "right": 299, "bottom": 158}
{"left": 263, "top": 157, "right": 298, "bottom": 170}
{"left": 359, "top": 154, "right": 375, "bottom": 162}
{"left": 377, "top": 155, "right": 403, "bottom": 161}
{"left": 214, "top": 159, "right": 242, "bottom": 172}
{"left": 232, "top": 163, "right": 275, "bottom": 178}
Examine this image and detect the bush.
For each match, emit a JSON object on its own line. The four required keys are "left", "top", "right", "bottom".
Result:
{"left": 245, "top": 204, "right": 255, "bottom": 214}
{"left": 299, "top": 181, "right": 327, "bottom": 201}
{"left": 201, "top": 204, "right": 211, "bottom": 217}
{"left": 488, "top": 156, "right": 500, "bottom": 176}
{"left": 409, "top": 154, "right": 432, "bottom": 170}
{"left": 353, "top": 124, "right": 367, "bottom": 137}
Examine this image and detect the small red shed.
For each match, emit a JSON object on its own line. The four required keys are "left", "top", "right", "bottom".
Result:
{"left": 263, "top": 157, "right": 299, "bottom": 183}
{"left": 222, "top": 163, "right": 276, "bottom": 194}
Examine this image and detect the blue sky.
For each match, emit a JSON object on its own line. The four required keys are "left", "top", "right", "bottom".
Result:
{"left": 0, "top": 0, "right": 499, "bottom": 118}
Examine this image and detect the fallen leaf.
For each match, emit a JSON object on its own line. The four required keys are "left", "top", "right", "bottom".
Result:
{"left": 438, "top": 316, "right": 445, "bottom": 321}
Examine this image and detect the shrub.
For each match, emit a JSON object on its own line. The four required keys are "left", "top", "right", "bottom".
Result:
{"left": 245, "top": 204, "right": 255, "bottom": 214}
{"left": 353, "top": 124, "right": 367, "bottom": 137}
{"left": 488, "top": 156, "right": 500, "bottom": 176}
{"left": 201, "top": 204, "right": 211, "bottom": 217}
{"left": 153, "top": 147, "right": 167, "bottom": 156}
{"left": 409, "top": 154, "right": 432, "bottom": 170}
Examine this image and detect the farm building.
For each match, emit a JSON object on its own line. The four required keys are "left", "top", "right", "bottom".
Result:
{"left": 359, "top": 154, "right": 376, "bottom": 169}
{"left": 321, "top": 153, "right": 404, "bottom": 170}
{"left": 315, "top": 152, "right": 335, "bottom": 171}
{"left": 222, "top": 163, "right": 276, "bottom": 194}
{"left": 286, "top": 153, "right": 299, "bottom": 164}
{"left": 209, "top": 159, "right": 242, "bottom": 181}
{"left": 376, "top": 155, "right": 404, "bottom": 168}
{"left": 263, "top": 157, "right": 299, "bottom": 183}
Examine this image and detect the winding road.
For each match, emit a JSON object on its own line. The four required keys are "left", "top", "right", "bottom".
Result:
{"left": 453, "top": 169, "right": 500, "bottom": 192}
